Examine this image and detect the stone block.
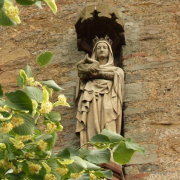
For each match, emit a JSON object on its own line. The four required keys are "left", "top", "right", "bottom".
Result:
{"left": 124, "top": 107, "right": 146, "bottom": 116}
{"left": 127, "top": 144, "right": 158, "bottom": 165}
{"left": 124, "top": 61, "right": 180, "bottom": 71}
{"left": 125, "top": 74, "right": 143, "bottom": 84}
{"left": 124, "top": 82, "right": 155, "bottom": 102}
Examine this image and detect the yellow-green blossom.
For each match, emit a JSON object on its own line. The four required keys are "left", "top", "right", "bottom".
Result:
{"left": 45, "top": 122, "right": 57, "bottom": 134}
{"left": 12, "top": 116, "right": 24, "bottom": 127}
{"left": 0, "top": 106, "right": 9, "bottom": 112}
{"left": 0, "top": 143, "right": 6, "bottom": 149}
{"left": 70, "top": 172, "right": 82, "bottom": 179}
{"left": 37, "top": 140, "right": 47, "bottom": 150}
{"left": 14, "top": 141, "right": 25, "bottom": 149}
{"left": 90, "top": 173, "right": 97, "bottom": 180}
{"left": 53, "top": 94, "right": 70, "bottom": 107}
{"left": 28, "top": 163, "right": 41, "bottom": 174}
{"left": 4, "top": 0, "right": 21, "bottom": 24}
{"left": 45, "top": 173, "right": 56, "bottom": 180}
{"left": 40, "top": 101, "right": 53, "bottom": 114}
{"left": 0, "top": 122, "right": 13, "bottom": 133}
{"left": 19, "top": 135, "right": 32, "bottom": 142}
{"left": 26, "top": 77, "right": 41, "bottom": 87}
{"left": 24, "top": 152, "right": 35, "bottom": 159}
{"left": 56, "top": 167, "right": 69, "bottom": 176}
{"left": 0, "top": 159, "right": 13, "bottom": 169}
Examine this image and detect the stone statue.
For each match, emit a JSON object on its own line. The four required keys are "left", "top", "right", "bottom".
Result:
{"left": 76, "top": 36, "right": 124, "bottom": 147}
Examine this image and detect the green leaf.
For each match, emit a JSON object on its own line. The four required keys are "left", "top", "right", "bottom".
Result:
{"left": 17, "top": 65, "right": 32, "bottom": 87}
{"left": 29, "top": 175, "right": 44, "bottom": 180}
{"left": 0, "top": 84, "right": 3, "bottom": 99}
{"left": 5, "top": 90, "right": 33, "bottom": 113}
{"left": 42, "top": 162, "right": 51, "bottom": 174}
{"left": 90, "top": 134, "right": 111, "bottom": 143}
{"left": 36, "top": 133, "right": 52, "bottom": 141}
{"left": 86, "top": 149, "right": 111, "bottom": 164}
{"left": 83, "top": 160, "right": 101, "bottom": 171}
{"left": 0, "top": 9, "right": 16, "bottom": 26}
{"left": 44, "top": 0, "right": 57, "bottom": 14}
{"left": 57, "top": 148, "right": 70, "bottom": 159}
{"left": 51, "top": 131, "right": 58, "bottom": 149}
{"left": 35, "top": 1, "right": 42, "bottom": 8}
{"left": 67, "top": 156, "right": 87, "bottom": 173}
{"left": 13, "top": 113, "right": 35, "bottom": 135}
{"left": 37, "top": 51, "right": 54, "bottom": 67}
{"left": 24, "top": 86, "right": 43, "bottom": 102}
{"left": 7, "top": 146, "right": 16, "bottom": 160}
{"left": 94, "top": 169, "right": 113, "bottom": 179}
{"left": 79, "top": 148, "right": 90, "bottom": 159}
{"left": 125, "top": 138, "right": 145, "bottom": 155}
{"left": 68, "top": 147, "right": 79, "bottom": 157}
{"left": 46, "top": 111, "right": 61, "bottom": 123}
{"left": 23, "top": 64, "right": 33, "bottom": 77}
{"left": 43, "top": 89, "right": 49, "bottom": 101}
{"left": 43, "top": 80, "right": 63, "bottom": 91}
{"left": 15, "top": 0, "right": 36, "bottom": 5}
{"left": 113, "top": 141, "right": 135, "bottom": 164}
{"left": 0, "top": 0, "right": 4, "bottom": 10}
{"left": 17, "top": 74, "right": 24, "bottom": 87}
{"left": 4, "top": 174, "right": 21, "bottom": 180}
{"left": 101, "top": 129, "right": 124, "bottom": 143}
{"left": 0, "top": 100, "right": 5, "bottom": 107}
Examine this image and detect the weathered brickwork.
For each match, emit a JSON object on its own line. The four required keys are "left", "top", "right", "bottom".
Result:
{"left": 0, "top": 0, "right": 180, "bottom": 179}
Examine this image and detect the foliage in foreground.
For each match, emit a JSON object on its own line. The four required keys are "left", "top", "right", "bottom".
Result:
{"left": 0, "top": 52, "right": 145, "bottom": 180}
{"left": 0, "top": 0, "right": 57, "bottom": 26}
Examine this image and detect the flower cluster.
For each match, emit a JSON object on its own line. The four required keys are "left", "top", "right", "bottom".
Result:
{"left": 56, "top": 167, "right": 69, "bottom": 176}
{"left": 0, "top": 160, "right": 13, "bottom": 169}
{"left": 0, "top": 122, "right": 13, "bottom": 133}
{"left": 0, "top": 106, "right": 9, "bottom": 112}
{"left": 70, "top": 172, "right": 82, "bottom": 179}
{"left": 53, "top": 94, "right": 70, "bottom": 107}
{"left": 12, "top": 117, "right": 24, "bottom": 127}
{"left": 28, "top": 163, "right": 42, "bottom": 174}
{"left": 13, "top": 141, "right": 25, "bottom": 149}
{"left": 90, "top": 173, "right": 97, "bottom": 180}
{"left": 26, "top": 77, "right": 41, "bottom": 87}
{"left": 45, "top": 122, "right": 57, "bottom": 134}
{"left": 45, "top": 174, "right": 56, "bottom": 180}
{"left": 40, "top": 101, "right": 53, "bottom": 114}
{"left": 37, "top": 140, "right": 47, "bottom": 150}
{"left": 24, "top": 152, "right": 35, "bottom": 159}
{"left": 19, "top": 135, "right": 32, "bottom": 142}
{"left": 4, "top": 0, "right": 21, "bottom": 24}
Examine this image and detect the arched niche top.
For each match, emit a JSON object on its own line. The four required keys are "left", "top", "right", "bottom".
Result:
{"left": 75, "top": 5, "right": 125, "bottom": 56}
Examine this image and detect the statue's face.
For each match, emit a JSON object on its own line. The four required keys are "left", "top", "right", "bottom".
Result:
{"left": 96, "top": 42, "right": 109, "bottom": 60}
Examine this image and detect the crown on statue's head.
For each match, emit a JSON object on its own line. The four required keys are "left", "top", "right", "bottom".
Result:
{"left": 92, "top": 35, "right": 113, "bottom": 46}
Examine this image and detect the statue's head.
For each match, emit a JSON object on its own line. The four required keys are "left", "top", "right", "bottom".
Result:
{"left": 95, "top": 42, "right": 109, "bottom": 61}
{"left": 92, "top": 36, "right": 114, "bottom": 66}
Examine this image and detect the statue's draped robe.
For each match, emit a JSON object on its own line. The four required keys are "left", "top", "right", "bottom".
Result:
{"left": 76, "top": 42, "right": 124, "bottom": 147}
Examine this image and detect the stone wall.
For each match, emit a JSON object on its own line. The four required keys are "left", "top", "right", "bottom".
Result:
{"left": 0, "top": 0, "right": 180, "bottom": 179}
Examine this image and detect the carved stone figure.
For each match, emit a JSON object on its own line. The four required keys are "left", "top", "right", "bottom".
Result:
{"left": 76, "top": 36, "right": 124, "bottom": 147}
